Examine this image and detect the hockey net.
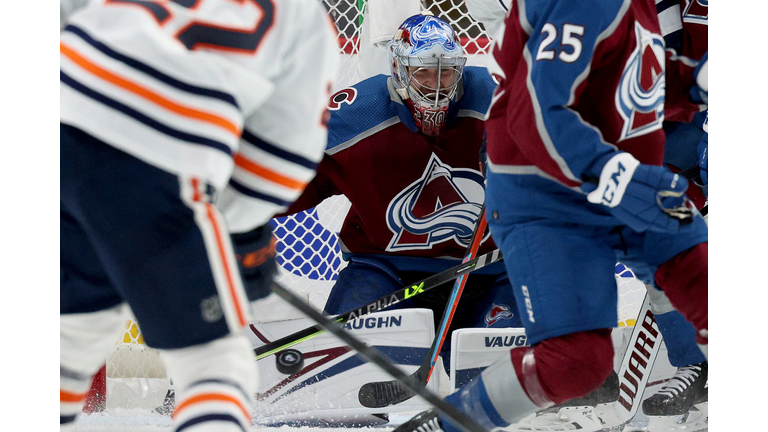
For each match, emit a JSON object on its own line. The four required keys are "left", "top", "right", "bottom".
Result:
{"left": 95, "top": 0, "right": 648, "bottom": 411}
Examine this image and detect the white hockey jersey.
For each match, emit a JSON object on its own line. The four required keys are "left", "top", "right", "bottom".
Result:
{"left": 60, "top": 0, "right": 339, "bottom": 232}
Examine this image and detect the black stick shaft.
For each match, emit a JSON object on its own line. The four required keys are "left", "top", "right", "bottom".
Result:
{"left": 358, "top": 207, "right": 490, "bottom": 408}
{"left": 254, "top": 248, "right": 502, "bottom": 360}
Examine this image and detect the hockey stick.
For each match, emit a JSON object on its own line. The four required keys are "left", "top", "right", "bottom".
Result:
{"left": 358, "top": 207, "right": 489, "bottom": 408}
{"left": 254, "top": 247, "right": 503, "bottom": 360}
{"left": 269, "top": 281, "right": 488, "bottom": 432}
{"left": 513, "top": 293, "right": 662, "bottom": 432}
{"left": 601, "top": 292, "right": 663, "bottom": 425}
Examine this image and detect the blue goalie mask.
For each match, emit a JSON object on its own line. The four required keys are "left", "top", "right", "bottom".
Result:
{"left": 388, "top": 13, "right": 467, "bottom": 136}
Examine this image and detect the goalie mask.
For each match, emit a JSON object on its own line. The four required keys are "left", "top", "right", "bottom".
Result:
{"left": 389, "top": 13, "right": 466, "bottom": 136}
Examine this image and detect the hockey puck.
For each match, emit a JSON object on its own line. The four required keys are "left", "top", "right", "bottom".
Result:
{"left": 275, "top": 349, "right": 304, "bottom": 375}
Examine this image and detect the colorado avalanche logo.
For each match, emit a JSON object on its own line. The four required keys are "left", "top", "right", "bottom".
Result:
{"left": 683, "top": 0, "right": 708, "bottom": 24}
{"left": 386, "top": 154, "right": 484, "bottom": 251}
{"left": 615, "top": 22, "right": 666, "bottom": 141}
{"left": 485, "top": 303, "right": 514, "bottom": 326}
{"left": 409, "top": 18, "right": 459, "bottom": 55}
{"left": 328, "top": 88, "right": 358, "bottom": 111}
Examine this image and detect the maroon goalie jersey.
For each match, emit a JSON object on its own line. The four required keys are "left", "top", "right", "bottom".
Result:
{"left": 282, "top": 68, "right": 499, "bottom": 271}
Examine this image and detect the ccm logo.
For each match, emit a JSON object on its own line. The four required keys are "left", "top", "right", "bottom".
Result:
{"left": 618, "top": 309, "right": 659, "bottom": 410}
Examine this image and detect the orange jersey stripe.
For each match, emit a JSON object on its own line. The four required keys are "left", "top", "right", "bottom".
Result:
{"left": 205, "top": 202, "right": 247, "bottom": 327}
{"left": 233, "top": 153, "right": 307, "bottom": 190}
{"left": 173, "top": 392, "right": 251, "bottom": 421}
{"left": 60, "top": 42, "right": 241, "bottom": 137}
{"left": 60, "top": 389, "right": 88, "bottom": 403}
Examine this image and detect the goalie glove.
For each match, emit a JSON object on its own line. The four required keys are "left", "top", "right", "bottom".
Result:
{"left": 581, "top": 152, "right": 694, "bottom": 233}
{"left": 231, "top": 224, "right": 278, "bottom": 302}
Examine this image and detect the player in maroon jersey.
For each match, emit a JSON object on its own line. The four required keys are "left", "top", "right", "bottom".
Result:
{"left": 394, "top": 1, "right": 708, "bottom": 431}
{"left": 279, "top": 13, "right": 523, "bottom": 369}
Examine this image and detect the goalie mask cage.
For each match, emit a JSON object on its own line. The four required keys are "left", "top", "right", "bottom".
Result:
{"left": 86, "top": 0, "right": 649, "bottom": 413}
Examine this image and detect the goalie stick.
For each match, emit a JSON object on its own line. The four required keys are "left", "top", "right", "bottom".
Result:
{"left": 508, "top": 293, "right": 663, "bottom": 432}
{"left": 254, "top": 247, "right": 503, "bottom": 360}
{"left": 269, "top": 281, "right": 488, "bottom": 432}
{"left": 598, "top": 292, "right": 663, "bottom": 428}
{"left": 358, "top": 207, "right": 489, "bottom": 408}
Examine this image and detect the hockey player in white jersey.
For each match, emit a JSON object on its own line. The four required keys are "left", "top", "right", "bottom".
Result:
{"left": 60, "top": 1, "right": 338, "bottom": 431}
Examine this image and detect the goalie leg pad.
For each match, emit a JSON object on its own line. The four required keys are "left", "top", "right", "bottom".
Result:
{"left": 654, "top": 242, "right": 708, "bottom": 347}
{"left": 60, "top": 304, "right": 129, "bottom": 429}
{"left": 159, "top": 334, "right": 257, "bottom": 432}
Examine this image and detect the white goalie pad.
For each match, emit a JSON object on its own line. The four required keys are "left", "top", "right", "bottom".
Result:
{"left": 449, "top": 326, "right": 676, "bottom": 394}
{"left": 449, "top": 327, "right": 529, "bottom": 393}
{"left": 247, "top": 308, "right": 438, "bottom": 426}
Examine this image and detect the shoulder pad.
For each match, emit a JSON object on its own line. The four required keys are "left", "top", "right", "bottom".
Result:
{"left": 454, "top": 66, "right": 496, "bottom": 117}
{"left": 327, "top": 75, "right": 400, "bottom": 151}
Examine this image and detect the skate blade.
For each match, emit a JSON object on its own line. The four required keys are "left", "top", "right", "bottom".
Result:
{"left": 507, "top": 406, "right": 606, "bottom": 432}
{"left": 646, "top": 401, "right": 707, "bottom": 432}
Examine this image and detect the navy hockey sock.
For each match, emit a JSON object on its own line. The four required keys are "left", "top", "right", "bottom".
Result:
{"left": 654, "top": 309, "right": 707, "bottom": 367}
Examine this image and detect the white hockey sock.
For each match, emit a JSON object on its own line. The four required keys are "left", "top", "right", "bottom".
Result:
{"left": 60, "top": 304, "right": 129, "bottom": 431}
{"left": 445, "top": 350, "right": 542, "bottom": 431}
{"left": 159, "top": 334, "right": 257, "bottom": 432}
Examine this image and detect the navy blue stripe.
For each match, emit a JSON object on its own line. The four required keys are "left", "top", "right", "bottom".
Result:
{"left": 63, "top": 24, "right": 239, "bottom": 109}
{"left": 228, "top": 179, "right": 291, "bottom": 207}
{"left": 176, "top": 413, "right": 246, "bottom": 432}
{"left": 664, "top": 30, "right": 683, "bottom": 53}
{"left": 187, "top": 378, "right": 250, "bottom": 401}
{"left": 61, "top": 366, "right": 91, "bottom": 381}
{"left": 241, "top": 129, "right": 318, "bottom": 170}
{"left": 61, "top": 414, "right": 78, "bottom": 424}
{"left": 61, "top": 70, "right": 233, "bottom": 156}
{"left": 478, "top": 378, "right": 510, "bottom": 427}
{"left": 656, "top": 0, "right": 679, "bottom": 13}
{"left": 172, "top": 0, "right": 200, "bottom": 7}
{"left": 497, "top": 0, "right": 508, "bottom": 11}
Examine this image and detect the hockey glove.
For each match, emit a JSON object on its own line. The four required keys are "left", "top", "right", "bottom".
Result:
{"left": 231, "top": 223, "right": 278, "bottom": 302}
{"left": 582, "top": 152, "right": 694, "bottom": 233}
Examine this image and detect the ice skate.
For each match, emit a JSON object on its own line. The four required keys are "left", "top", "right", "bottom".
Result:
{"left": 643, "top": 361, "right": 707, "bottom": 416}
{"left": 393, "top": 409, "right": 445, "bottom": 432}
{"left": 644, "top": 362, "right": 708, "bottom": 431}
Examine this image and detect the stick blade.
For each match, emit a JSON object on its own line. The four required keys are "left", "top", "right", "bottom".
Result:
{"left": 358, "top": 380, "right": 417, "bottom": 408}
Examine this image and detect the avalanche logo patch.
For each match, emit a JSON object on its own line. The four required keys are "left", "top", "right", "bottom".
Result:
{"left": 385, "top": 153, "right": 485, "bottom": 251}
{"left": 615, "top": 21, "right": 666, "bottom": 141}
{"left": 485, "top": 303, "right": 514, "bottom": 326}
{"left": 683, "top": 0, "right": 708, "bottom": 24}
{"left": 328, "top": 87, "right": 358, "bottom": 111}
{"left": 409, "top": 17, "right": 459, "bottom": 55}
